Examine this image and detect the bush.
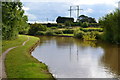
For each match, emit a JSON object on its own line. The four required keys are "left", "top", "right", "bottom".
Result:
{"left": 92, "top": 31, "right": 103, "bottom": 39}
{"left": 54, "top": 30, "right": 63, "bottom": 34}
{"left": 99, "top": 9, "right": 120, "bottom": 43}
{"left": 45, "top": 31, "right": 55, "bottom": 36}
{"left": 71, "top": 22, "right": 82, "bottom": 26}
{"left": 35, "top": 31, "right": 45, "bottom": 35}
{"left": 80, "top": 28, "right": 103, "bottom": 32}
{"left": 50, "top": 27, "right": 57, "bottom": 30}
{"left": 28, "top": 23, "right": 47, "bottom": 35}
{"left": 89, "top": 23, "right": 100, "bottom": 27}
{"left": 83, "top": 32, "right": 96, "bottom": 41}
{"left": 62, "top": 29, "right": 74, "bottom": 34}
{"left": 81, "top": 22, "right": 89, "bottom": 28}
{"left": 74, "top": 31, "right": 84, "bottom": 39}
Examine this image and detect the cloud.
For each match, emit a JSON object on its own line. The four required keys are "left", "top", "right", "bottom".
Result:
{"left": 22, "top": 2, "right": 117, "bottom": 22}
{"left": 84, "top": 8, "right": 94, "bottom": 13}
{"left": 22, "top": 6, "right": 30, "bottom": 11}
{"left": 23, "top": 2, "right": 70, "bottom": 22}
{"left": 24, "top": 12, "right": 37, "bottom": 21}
{"left": 21, "top": 0, "right": 119, "bottom": 7}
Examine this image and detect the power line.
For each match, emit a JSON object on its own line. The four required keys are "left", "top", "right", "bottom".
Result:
{"left": 68, "top": 5, "right": 83, "bottom": 18}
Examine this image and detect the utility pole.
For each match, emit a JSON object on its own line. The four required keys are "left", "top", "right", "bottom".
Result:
{"left": 68, "top": 5, "right": 83, "bottom": 18}
{"left": 47, "top": 18, "right": 48, "bottom": 23}
{"left": 68, "top": 6, "right": 72, "bottom": 17}
{"left": 77, "top": 5, "right": 79, "bottom": 18}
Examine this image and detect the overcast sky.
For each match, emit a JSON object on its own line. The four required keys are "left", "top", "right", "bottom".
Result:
{"left": 21, "top": 0, "right": 119, "bottom": 23}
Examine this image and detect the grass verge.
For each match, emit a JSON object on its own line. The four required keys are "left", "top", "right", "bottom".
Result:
{"left": 3, "top": 35, "right": 53, "bottom": 78}
{"left": 2, "top": 35, "right": 28, "bottom": 53}
{"left": 57, "top": 34, "right": 74, "bottom": 37}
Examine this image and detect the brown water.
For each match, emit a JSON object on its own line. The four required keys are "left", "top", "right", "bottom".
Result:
{"left": 32, "top": 36, "right": 120, "bottom": 78}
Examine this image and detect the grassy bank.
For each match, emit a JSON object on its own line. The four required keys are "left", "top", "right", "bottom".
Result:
{"left": 57, "top": 34, "right": 74, "bottom": 37}
{"left": 3, "top": 35, "right": 53, "bottom": 78}
{"left": 2, "top": 35, "right": 28, "bottom": 53}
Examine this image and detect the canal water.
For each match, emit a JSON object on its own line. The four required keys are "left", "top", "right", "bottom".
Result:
{"left": 32, "top": 36, "right": 119, "bottom": 78}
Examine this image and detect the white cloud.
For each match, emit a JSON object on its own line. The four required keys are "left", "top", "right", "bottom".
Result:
{"left": 21, "top": 0, "right": 119, "bottom": 7}
{"left": 22, "top": 6, "right": 30, "bottom": 11}
{"left": 71, "top": 0, "right": 119, "bottom": 5}
{"left": 84, "top": 8, "right": 94, "bottom": 13}
{"left": 24, "top": 12, "right": 37, "bottom": 20}
{"left": 28, "top": 21, "right": 57, "bottom": 23}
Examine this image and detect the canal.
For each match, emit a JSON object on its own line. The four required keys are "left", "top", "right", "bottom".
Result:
{"left": 32, "top": 36, "right": 119, "bottom": 78}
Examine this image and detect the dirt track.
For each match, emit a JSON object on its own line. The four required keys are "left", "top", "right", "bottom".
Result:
{"left": 0, "top": 37, "right": 29, "bottom": 79}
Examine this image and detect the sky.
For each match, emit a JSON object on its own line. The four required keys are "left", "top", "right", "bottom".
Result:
{"left": 21, "top": 0, "right": 119, "bottom": 23}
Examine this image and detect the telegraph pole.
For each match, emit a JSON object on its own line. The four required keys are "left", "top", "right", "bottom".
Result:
{"left": 68, "top": 5, "right": 83, "bottom": 18}
{"left": 77, "top": 5, "right": 79, "bottom": 18}
{"left": 68, "top": 6, "right": 72, "bottom": 17}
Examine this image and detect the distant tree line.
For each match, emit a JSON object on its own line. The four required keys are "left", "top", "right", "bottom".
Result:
{"left": 56, "top": 15, "right": 99, "bottom": 28}
{"left": 77, "top": 15, "right": 97, "bottom": 23}
{"left": 2, "top": 1, "right": 29, "bottom": 40}
{"left": 56, "top": 16, "right": 74, "bottom": 23}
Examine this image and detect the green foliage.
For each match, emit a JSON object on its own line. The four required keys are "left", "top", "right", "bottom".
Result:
{"left": 64, "top": 20, "right": 73, "bottom": 27}
{"left": 71, "top": 22, "right": 82, "bottom": 26}
{"left": 2, "top": 1, "right": 29, "bottom": 40}
{"left": 77, "top": 15, "right": 97, "bottom": 23}
{"left": 74, "top": 30, "right": 84, "bottom": 39}
{"left": 93, "top": 31, "right": 102, "bottom": 39}
{"left": 50, "top": 27, "right": 57, "bottom": 30}
{"left": 62, "top": 29, "right": 74, "bottom": 34}
{"left": 89, "top": 23, "right": 100, "bottom": 27}
{"left": 54, "top": 30, "right": 63, "bottom": 34}
{"left": 80, "top": 28, "right": 103, "bottom": 32}
{"left": 99, "top": 9, "right": 120, "bottom": 43}
{"left": 35, "top": 31, "right": 46, "bottom": 35}
{"left": 2, "top": 23, "right": 18, "bottom": 40}
{"left": 28, "top": 23, "right": 47, "bottom": 35}
{"left": 81, "top": 22, "right": 89, "bottom": 28}
{"left": 74, "top": 29, "right": 101, "bottom": 40}
{"left": 45, "top": 30, "right": 55, "bottom": 36}
{"left": 56, "top": 16, "right": 74, "bottom": 23}
{"left": 57, "top": 24, "right": 64, "bottom": 28}
{"left": 83, "top": 32, "right": 96, "bottom": 41}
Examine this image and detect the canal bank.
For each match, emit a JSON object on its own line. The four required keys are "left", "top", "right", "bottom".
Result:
{"left": 2, "top": 35, "right": 54, "bottom": 78}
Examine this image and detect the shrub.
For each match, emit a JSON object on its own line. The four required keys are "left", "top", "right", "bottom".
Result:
{"left": 62, "top": 29, "right": 74, "bottom": 34}
{"left": 92, "top": 31, "right": 103, "bottom": 39}
{"left": 54, "top": 30, "right": 63, "bottom": 34}
{"left": 28, "top": 23, "right": 47, "bottom": 35}
{"left": 45, "top": 31, "right": 55, "bottom": 36}
{"left": 74, "top": 31, "right": 84, "bottom": 39}
{"left": 81, "top": 22, "right": 89, "bottom": 28}
{"left": 99, "top": 9, "right": 120, "bottom": 43}
{"left": 80, "top": 28, "right": 103, "bottom": 32}
{"left": 83, "top": 32, "right": 96, "bottom": 41}
{"left": 50, "top": 27, "right": 57, "bottom": 30}
{"left": 35, "top": 31, "right": 45, "bottom": 35}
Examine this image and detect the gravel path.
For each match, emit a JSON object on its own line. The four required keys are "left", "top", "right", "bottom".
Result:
{"left": 0, "top": 37, "right": 30, "bottom": 79}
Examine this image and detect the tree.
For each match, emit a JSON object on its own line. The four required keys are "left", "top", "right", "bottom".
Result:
{"left": 64, "top": 20, "right": 73, "bottom": 27}
{"left": 2, "top": 1, "right": 29, "bottom": 40}
{"left": 81, "top": 22, "right": 89, "bottom": 28}
{"left": 77, "top": 15, "right": 97, "bottom": 23}
{"left": 56, "top": 16, "right": 74, "bottom": 23}
{"left": 28, "top": 23, "right": 47, "bottom": 35}
{"left": 99, "top": 9, "right": 120, "bottom": 43}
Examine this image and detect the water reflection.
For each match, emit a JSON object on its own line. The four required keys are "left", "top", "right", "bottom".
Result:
{"left": 32, "top": 36, "right": 119, "bottom": 78}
